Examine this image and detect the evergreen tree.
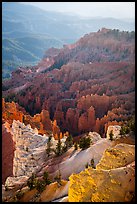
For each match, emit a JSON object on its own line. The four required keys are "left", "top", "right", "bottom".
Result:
{"left": 55, "top": 136, "right": 62, "bottom": 156}
{"left": 27, "top": 173, "right": 37, "bottom": 190}
{"left": 46, "top": 135, "right": 52, "bottom": 157}
{"left": 35, "top": 180, "right": 45, "bottom": 193}
{"left": 43, "top": 171, "right": 52, "bottom": 185}
{"left": 79, "top": 137, "right": 91, "bottom": 150}
{"left": 54, "top": 169, "right": 62, "bottom": 186}
{"left": 65, "top": 134, "right": 73, "bottom": 148}
{"left": 109, "top": 130, "right": 114, "bottom": 141}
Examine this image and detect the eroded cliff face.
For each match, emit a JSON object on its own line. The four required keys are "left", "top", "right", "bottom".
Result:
{"left": 3, "top": 29, "right": 135, "bottom": 136}
{"left": 68, "top": 143, "right": 135, "bottom": 202}
{"left": 2, "top": 99, "right": 24, "bottom": 124}
{"left": 2, "top": 119, "right": 68, "bottom": 188}
{"left": 11, "top": 120, "right": 48, "bottom": 177}
{"left": 2, "top": 99, "right": 61, "bottom": 137}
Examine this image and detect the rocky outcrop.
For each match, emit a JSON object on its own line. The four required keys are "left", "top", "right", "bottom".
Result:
{"left": 2, "top": 99, "right": 24, "bottom": 124}
{"left": 96, "top": 143, "right": 135, "bottom": 170}
{"left": 68, "top": 143, "right": 135, "bottom": 202}
{"left": 41, "top": 109, "right": 52, "bottom": 131}
{"left": 3, "top": 120, "right": 67, "bottom": 186}
{"left": 69, "top": 165, "right": 135, "bottom": 202}
{"left": 5, "top": 176, "right": 29, "bottom": 189}
{"left": 11, "top": 120, "right": 48, "bottom": 177}
{"left": 2, "top": 99, "right": 61, "bottom": 137}
{"left": 87, "top": 131, "right": 102, "bottom": 144}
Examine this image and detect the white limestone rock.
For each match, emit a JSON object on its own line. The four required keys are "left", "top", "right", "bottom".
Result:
{"left": 107, "top": 125, "right": 121, "bottom": 140}
{"left": 88, "top": 132, "right": 102, "bottom": 144}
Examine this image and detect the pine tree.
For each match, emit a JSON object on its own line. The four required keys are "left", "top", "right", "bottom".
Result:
{"left": 27, "top": 173, "right": 37, "bottom": 190}
{"left": 79, "top": 137, "right": 91, "bottom": 150}
{"left": 43, "top": 171, "right": 52, "bottom": 185}
{"left": 46, "top": 135, "right": 52, "bottom": 157}
{"left": 65, "top": 134, "right": 73, "bottom": 148}
{"left": 55, "top": 135, "right": 62, "bottom": 156}
{"left": 54, "top": 169, "right": 62, "bottom": 186}
{"left": 109, "top": 130, "right": 114, "bottom": 141}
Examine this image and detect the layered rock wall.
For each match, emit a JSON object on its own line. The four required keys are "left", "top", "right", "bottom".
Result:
{"left": 2, "top": 123, "right": 15, "bottom": 184}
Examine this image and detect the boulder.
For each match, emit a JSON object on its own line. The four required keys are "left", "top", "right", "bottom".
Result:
{"left": 5, "top": 176, "right": 29, "bottom": 188}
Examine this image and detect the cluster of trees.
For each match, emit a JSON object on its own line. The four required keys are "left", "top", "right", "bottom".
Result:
{"left": 46, "top": 134, "right": 74, "bottom": 157}
{"left": 120, "top": 116, "right": 135, "bottom": 136}
{"left": 108, "top": 115, "right": 135, "bottom": 141}
{"left": 46, "top": 134, "right": 93, "bottom": 158}
{"left": 79, "top": 137, "right": 92, "bottom": 150}
{"left": 27, "top": 171, "right": 52, "bottom": 193}
{"left": 27, "top": 170, "right": 62, "bottom": 193}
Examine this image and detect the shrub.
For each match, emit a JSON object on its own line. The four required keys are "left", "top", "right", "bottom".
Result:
{"left": 46, "top": 135, "right": 52, "bottom": 157}
{"left": 62, "top": 145, "right": 68, "bottom": 153}
{"left": 65, "top": 134, "right": 73, "bottom": 148}
{"left": 35, "top": 180, "right": 45, "bottom": 193}
{"left": 16, "top": 190, "right": 24, "bottom": 200}
{"left": 127, "top": 116, "right": 135, "bottom": 133}
{"left": 55, "top": 138, "right": 62, "bottom": 156}
{"left": 120, "top": 126, "right": 130, "bottom": 135}
{"left": 79, "top": 137, "right": 91, "bottom": 150}
{"left": 43, "top": 171, "right": 52, "bottom": 185}
{"left": 27, "top": 173, "right": 37, "bottom": 190}
{"left": 120, "top": 116, "right": 135, "bottom": 136}
{"left": 90, "top": 159, "right": 95, "bottom": 168}
{"left": 54, "top": 170, "right": 62, "bottom": 186}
